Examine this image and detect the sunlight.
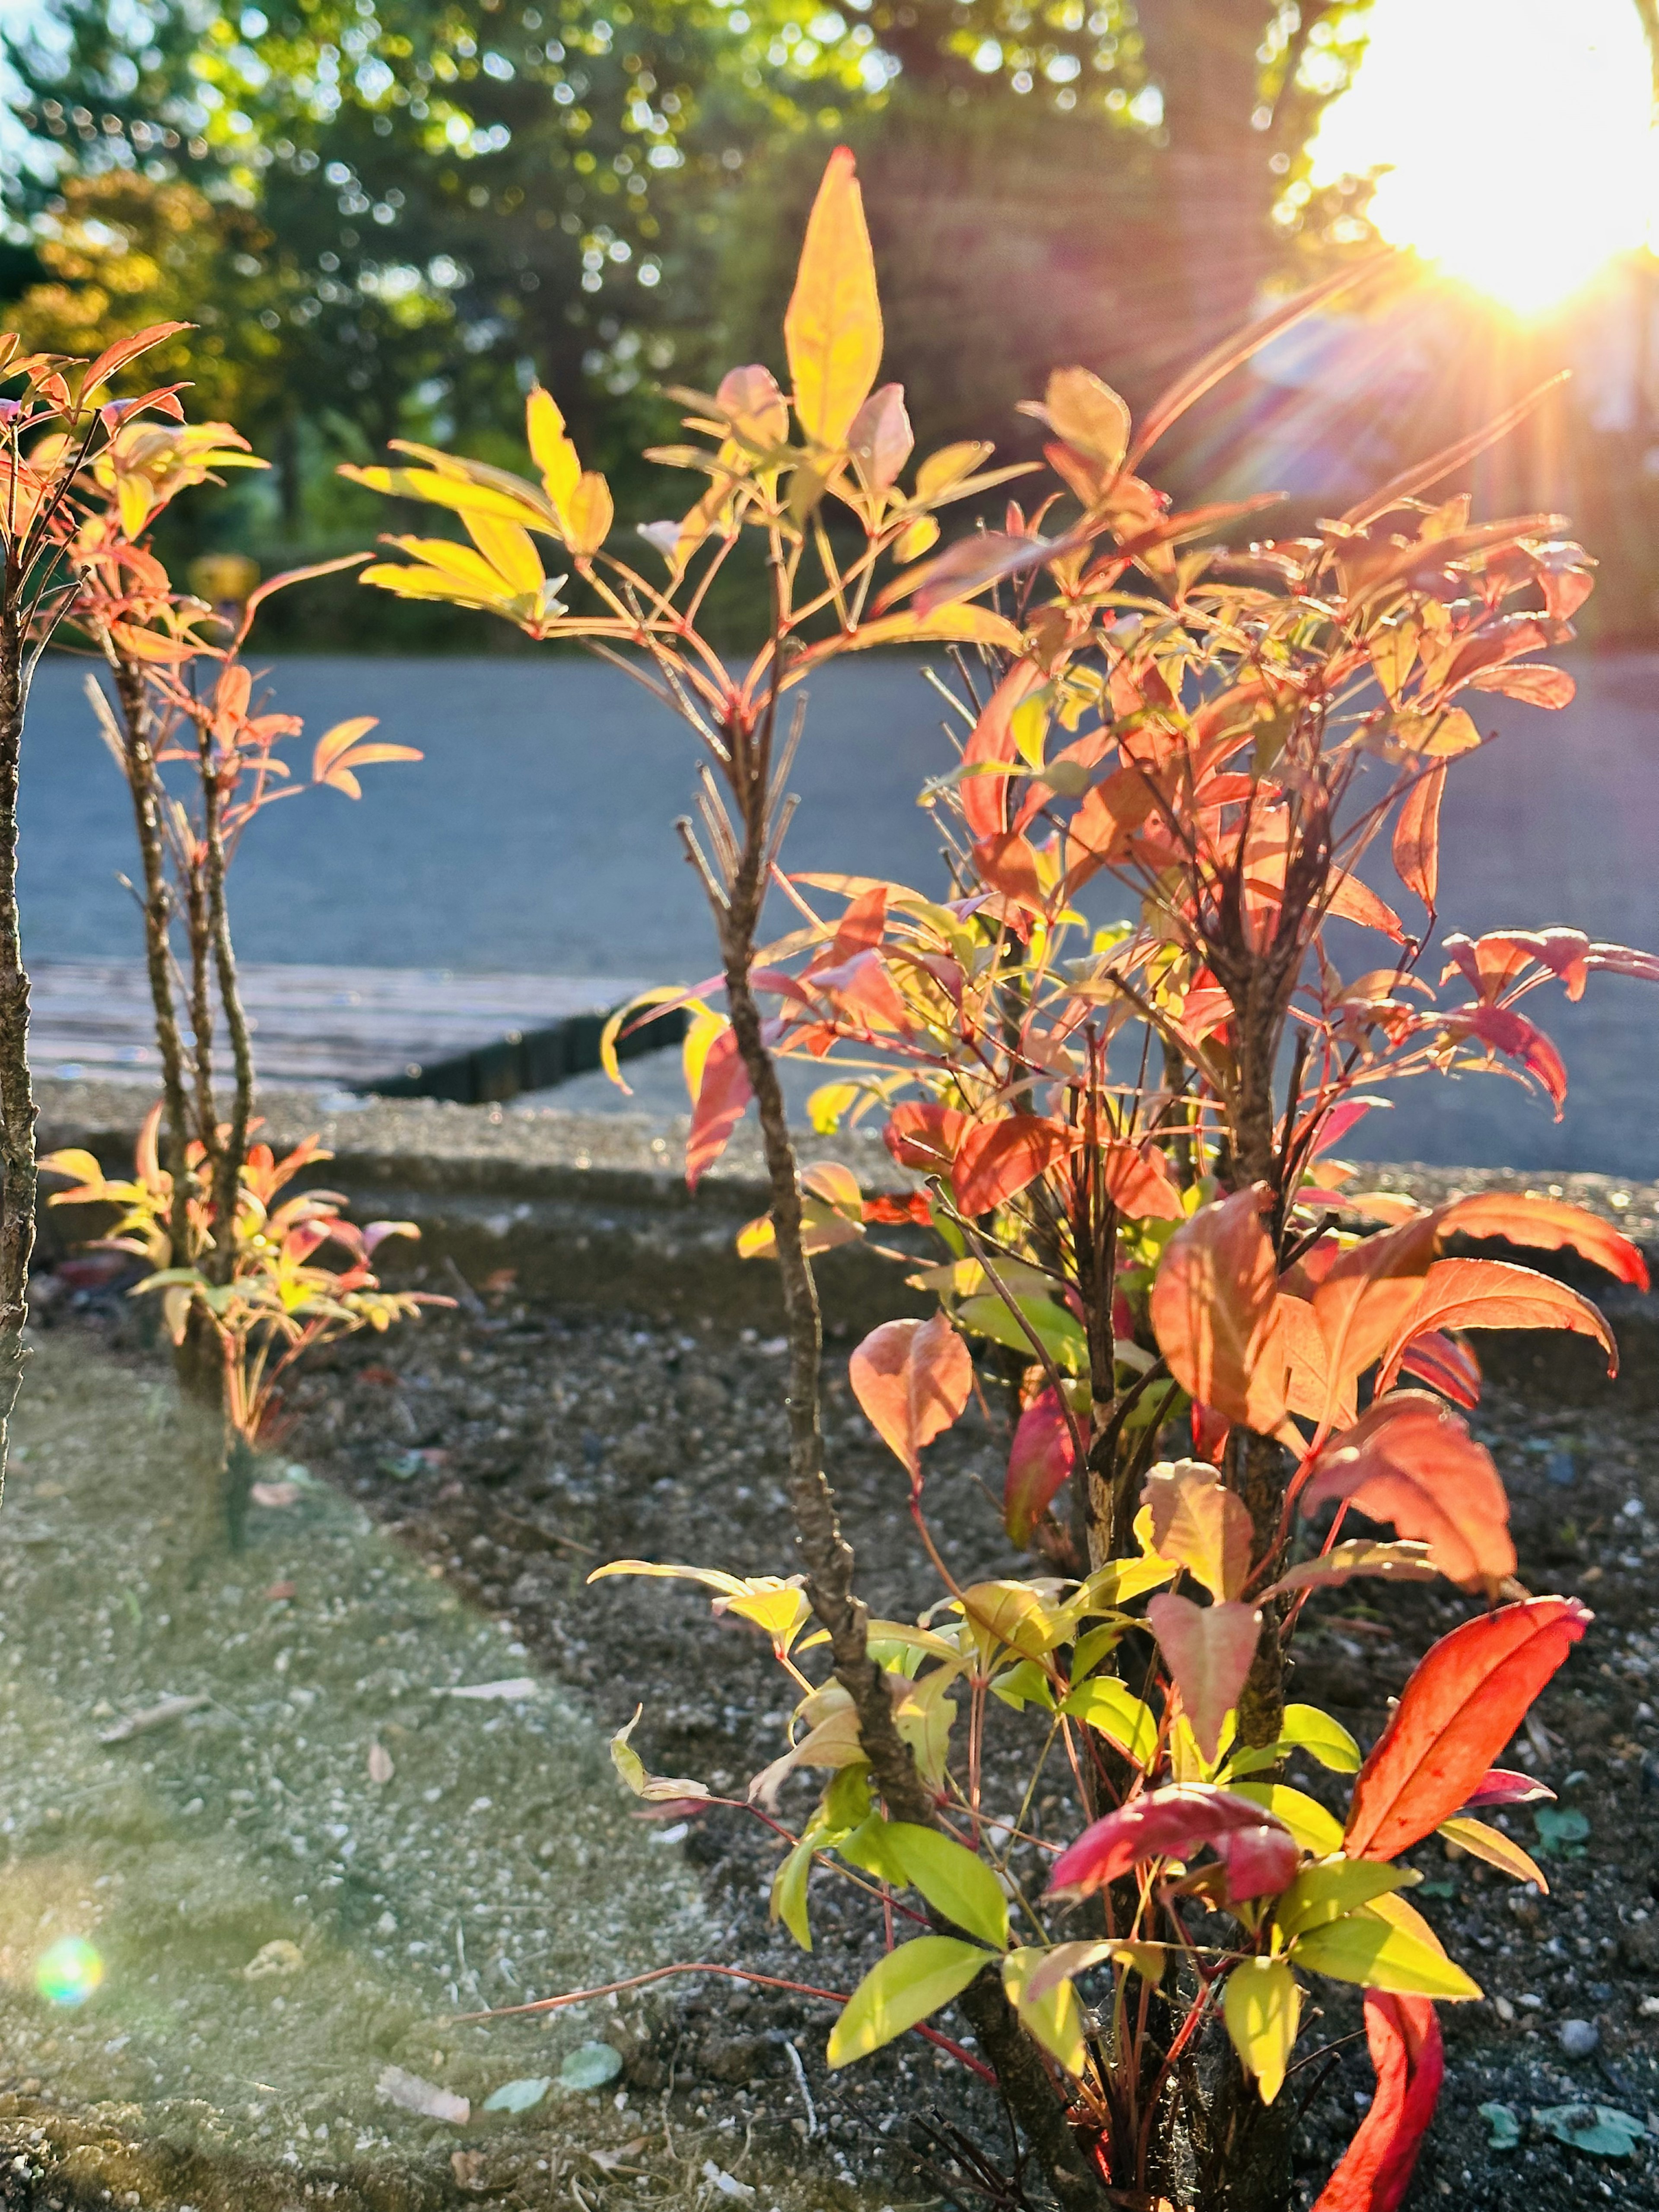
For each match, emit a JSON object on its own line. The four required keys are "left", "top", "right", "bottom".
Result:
{"left": 1309, "top": 0, "right": 1659, "bottom": 313}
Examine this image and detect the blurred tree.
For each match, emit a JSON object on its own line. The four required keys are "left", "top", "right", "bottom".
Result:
{"left": 5, "top": 1, "right": 1374, "bottom": 543}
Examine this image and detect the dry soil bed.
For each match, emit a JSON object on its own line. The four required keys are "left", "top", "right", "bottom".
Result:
{"left": 9, "top": 1261, "right": 1659, "bottom": 2212}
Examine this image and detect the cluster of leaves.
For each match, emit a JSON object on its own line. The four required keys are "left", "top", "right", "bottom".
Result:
{"left": 341, "top": 149, "right": 1651, "bottom": 2209}
{"left": 42, "top": 1107, "right": 435, "bottom": 1448}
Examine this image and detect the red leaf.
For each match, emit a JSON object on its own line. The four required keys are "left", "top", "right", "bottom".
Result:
{"left": 951, "top": 1115, "right": 1073, "bottom": 1218}
{"left": 849, "top": 1312, "right": 973, "bottom": 1484}
{"left": 884, "top": 1101, "right": 966, "bottom": 1175}
{"left": 1060, "top": 766, "right": 1160, "bottom": 897}
{"left": 862, "top": 1191, "right": 932, "bottom": 1226}
{"left": 1462, "top": 1767, "right": 1554, "bottom": 1809}
{"left": 1298, "top": 1389, "right": 1516, "bottom": 1593}
{"left": 1392, "top": 763, "right": 1445, "bottom": 912}
{"left": 1190, "top": 1402, "right": 1232, "bottom": 1465}
{"left": 1150, "top": 1188, "right": 1288, "bottom": 1432}
{"left": 1443, "top": 1003, "right": 1567, "bottom": 1111}
{"left": 1147, "top": 1593, "right": 1262, "bottom": 1763}
{"left": 1048, "top": 1784, "right": 1298, "bottom": 1904}
{"left": 1375, "top": 1257, "right": 1618, "bottom": 1392}
{"left": 1003, "top": 1388, "right": 1074, "bottom": 1546}
{"left": 1312, "top": 1993, "right": 1443, "bottom": 2212}
{"left": 1344, "top": 1596, "right": 1590, "bottom": 1862}
{"left": 685, "top": 1028, "right": 752, "bottom": 1191}
{"left": 1434, "top": 1190, "right": 1649, "bottom": 1290}
{"left": 1393, "top": 1328, "right": 1481, "bottom": 1408}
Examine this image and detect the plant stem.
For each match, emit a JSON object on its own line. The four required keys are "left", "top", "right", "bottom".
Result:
{"left": 204, "top": 756, "right": 254, "bottom": 1285}
{"left": 107, "top": 655, "right": 193, "bottom": 1258}
{"left": 0, "top": 596, "right": 33, "bottom": 1485}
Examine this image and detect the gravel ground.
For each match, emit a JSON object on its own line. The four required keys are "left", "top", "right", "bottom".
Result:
{"left": 7, "top": 1256, "right": 1659, "bottom": 2210}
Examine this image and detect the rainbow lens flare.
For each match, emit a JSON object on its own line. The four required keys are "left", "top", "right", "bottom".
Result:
{"left": 35, "top": 1936, "right": 104, "bottom": 2006}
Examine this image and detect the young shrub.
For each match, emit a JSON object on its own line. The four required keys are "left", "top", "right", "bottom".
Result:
{"left": 0, "top": 323, "right": 196, "bottom": 1479}
{"left": 41, "top": 1110, "right": 436, "bottom": 1547}
{"left": 35, "top": 385, "right": 428, "bottom": 1535}
{"left": 340, "top": 152, "right": 1648, "bottom": 2209}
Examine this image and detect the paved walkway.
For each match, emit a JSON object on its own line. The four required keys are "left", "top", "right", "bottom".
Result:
{"left": 21, "top": 650, "right": 1659, "bottom": 1177}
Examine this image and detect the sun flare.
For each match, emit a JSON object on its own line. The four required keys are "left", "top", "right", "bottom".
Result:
{"left": 1309, "top": 0, "right": 1659, "bottom": 313}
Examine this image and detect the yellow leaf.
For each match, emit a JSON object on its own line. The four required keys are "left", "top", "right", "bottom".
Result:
{"left": 526, "top": 385, "right": 582, "bottom": 520}
{"left": 893, "top": 515, "right": 940, "bottom": 563}
{"left": 1231, "top": 1782, "right": 1344, "bottom": 1856}
{"left": 1437, "top": 1815, "right": 1548, "bottom": 1891}
{"left": 117, "top": 474, "right": 154, "bottom": 541}
{"left": 565, "top": 471, "right": 613, "bottom": 558}
{"left": 1224, "top": 1957, "right": 1302, "bottom": 2105}
{"left": 787, "top": 604, "right": 1021, "bottom": 681}
{"left": 1002, "top": 1948, "right": 1087, "bottom": 2075}
{"left": 1392, "top": 707, "right": 1483, "bottom": 757}
{"left": 464, "top": 512, "right": 545, "bottom": 594}
{"left": 1042, "top": 367, "right": 1131, "bottom": 473}
{"left": 1291, "top": 1914, "right": 1481, "bottom": 2001}
{"left": 915, "top": 442, "right": 993, "bottom": 498}
{"left": 1273, "top": 1857, "right": 1414, "bottom": 1942}
{"left": 785, "top": 146, "right": 884, "bottom": 449}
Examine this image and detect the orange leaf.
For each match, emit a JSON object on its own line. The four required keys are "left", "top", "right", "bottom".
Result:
{"left": 1392, "top": 763, "right": 1446, "bottom": 912}
{"left": 884, "top": 1101, "right": 966, "bottom": 1175}
{"left": 312, "top": 717, "right": 380, "bottom": 781}
{"left": 1374, "top": 1257, "right": 1618, "bottom": 1392}
{"left": 1147, "top": 1593, "right": 1262, "bottom": 1764}
{"left": 1150, "top": 1189, "right": 1288, "bottom": 1432}
{"left": 1343, "top": 1596, "right": 1589, "bottom": 1862}
{"left": 1100, "top": 1138, "right": 1185, "bottom": 1221}
{"left": 960, "top": 660, "right": 1044, "bottom": 842}
{"left": 784, "top": 146, "right": 883, "bottom": 449}
{"left": 971, "top": 831, "right": 1045, "bottom": 909}
{"left": 849, "top": 1312, "right": 973, "bottom": 1484}
{"left": 82, "top": 321, "right": 193, "bottom": 394}
{"left": 951, "top": 1115, "right": 1074, "bottom": 1218}
{"left": 1433, "top": 1190, "right": 1649, "bottom": 1290}
{"left": 1298, "top": 1390, "right": 1516, "bottom": 1593}
{"left": 1463, "top": 662, "right": 1575, "bottom": 708}
{"left": 1141, "top": 1459, "right": 1254, "bottom": 1601}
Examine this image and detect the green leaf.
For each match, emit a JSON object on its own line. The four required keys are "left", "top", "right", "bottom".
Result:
{"left": 771, "top": 1831, "right": 817, "bottom": 1950}
{"left": 1062, "top": 1677, "right": 1159, "bottom": 1769}
{"left": 1291, "top": 1913, "right": 1482, "bottom": 2000}
{"left": 483, "top": 2077, "right": 550, "bottom": 2114}
{"left": 1534, "top": 1805, "right": 1590, "bottom": 1855}
{"left": 1002, "top": 1947, "right": 1087, "bottom": 2075}
{"left": 885, "top": 1823, "right": 1010, "bottom": 1948}
{"left": 1222, "top": 1957, "right": 1302, "bottom": 2105}
{"left": 559, "top": 2043, "right": 623, "bottom": 2091}
{"left": 1479, "top": 2101, "right": 1521, "bottom": 2152}
{"left": 826, "top": 1937, "right": 991, "bottom": 2069}
{"left": 1231, "top": 1782, "right": 1344, "bottom": 1856}
{"left": 989, "top": 1658, "right": 1057, "bottom": 1712}
{"left": 1273, "top": 1859, "right": 1415, "bottom": 1942}
{"left": 1276, "top": 1703, "right": 1362, "bottom": 1774}
{"left": 1533, "top": 2104, "right": 1649, "bottom": 2158}
{"left": 954, "top": 1293, "right": 1089, "bottom": 1373}
{"left": 1068, "top": 1621, "right": 1128, "bottom": 1681}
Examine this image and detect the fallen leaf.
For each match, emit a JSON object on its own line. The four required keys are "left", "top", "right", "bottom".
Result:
{"left": 249, "top": 1480, "right": 301, "bottom": 1509}
{"left": 443, "top": 1677, "right": 539, "bottom": 1702}
{"left": 242, "top": 1939, "right": 304, "bottom": 1980}
{"left": 559, "top": 2041, "right": 623, "bottom": 2091}
{"left": 482, "top": 2076, "right": 550, "bottom": 2114}
{"left": 450, "top": 2150, "right": 486, "bottom": 2191}
{"left": 368, "top": 1740, "right": 394, "bottom": 1784}
{"left": 264, "top": 1581, "right": 297, "bottom": 1602}
{"left": 378, "top": 2065, "right": 469, "bottom": 2124}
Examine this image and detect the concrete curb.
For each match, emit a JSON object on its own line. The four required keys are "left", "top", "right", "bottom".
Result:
{"left": 34, "top": 1077, "right": 1659, "bottom": 1357}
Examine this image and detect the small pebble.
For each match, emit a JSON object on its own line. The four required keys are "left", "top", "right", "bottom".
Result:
{"left": 1557, "top": 2018, "right": 1599, "bottom": 2058}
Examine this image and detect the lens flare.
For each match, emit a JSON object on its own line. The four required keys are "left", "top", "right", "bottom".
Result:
{"left": 1310, "top": 0, "right": 1659, "bottom": 314}
{"left": 36, "top": 1935, "right": 104, "bottom": 2006}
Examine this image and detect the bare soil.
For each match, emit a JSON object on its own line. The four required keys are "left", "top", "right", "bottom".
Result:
{"left": 7, "top": 1259, "right": 1659, "bottom": 2212}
